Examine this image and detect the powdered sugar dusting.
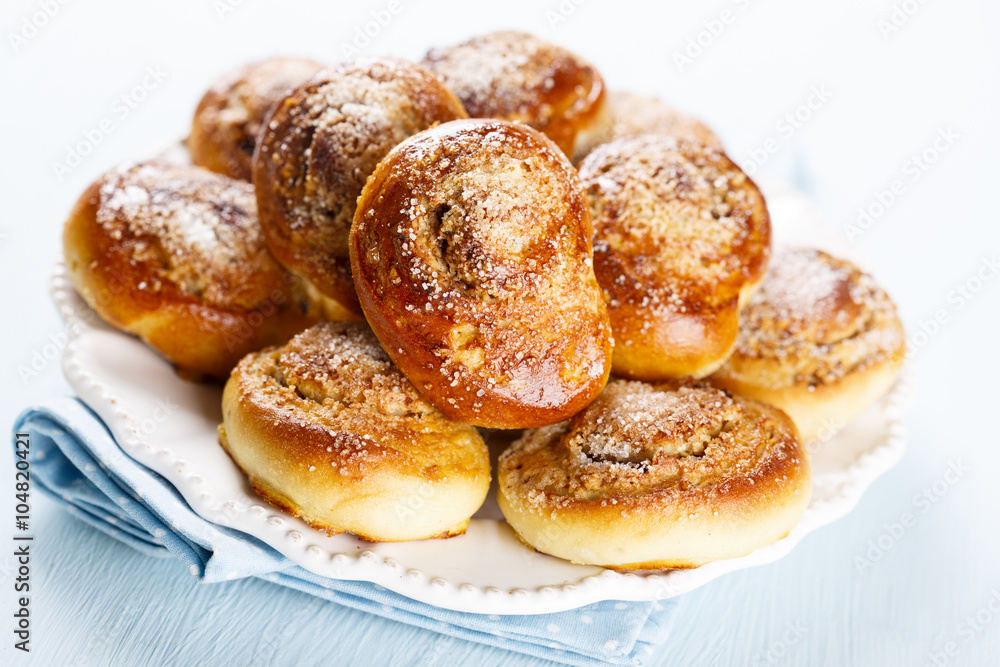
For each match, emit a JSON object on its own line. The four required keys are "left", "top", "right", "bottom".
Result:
{"left": 605, "top": 91, "right": 722, "bottom": 148}
{"left": 352, "top": 120, "right": 612, "bottom": 422}
{"left": 191, "top": 57, "right": 325, "bottom": 180}
{"left": 751, "top": 247, "right": 852, "bottom": 322}
{"left": 235, "top": 322, "right": 485, "bottom": 469}
{"left": 277, "top": 322, "right": 432, "bottom": 419}
{"left": 569, "top": 382, "right": 740, "bottom": 464}
{"left": 254, "top": 57, "right": 466, "bottom": 305}
{"left": 726, "top": 247, "right": 906, "bottom": 387}
{"left": 424, "top": 32, "right": 547, "bottom": 118}
{"left": 94, "top": 160, "right": 281, "bottom": 308}
{"left": 580, "top": 134, "right": 768, "bottom": 304}
{"left": 423, "top": 30, "right": 606, "bottom": 155}
{"left": 500, "top": 379, "right": 800, "bottom": 505}
{"left": 105, "top": 184, "right": 150, "bottom": 210}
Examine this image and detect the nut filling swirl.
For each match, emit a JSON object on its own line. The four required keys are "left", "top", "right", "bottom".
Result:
{"left": 238, "top": 324, "right": 467, "bottom": 464}
{"left": 728, "top": 247, "right": 905, "bottom": 389}
{"left": 502, "top": 380, "right": 800, "bottom": 504}
{"left": 221, "top": 322, "right": 490, "bottom": 541}
{"left": 497, "top": 378, "right": 811, "bottom": 569}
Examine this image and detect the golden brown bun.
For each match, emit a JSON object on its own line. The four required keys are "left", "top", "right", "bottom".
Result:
{"left": 219, "top": 322, "right": 490, "bottom": 541}
{"left": 189, "top": 57, "right": 326, "bottom": 181}
{"left": 350, "top": 119, "right": 613, "bottom": 429}
{"left": 63, "top": 161, "right": 320, "bottom": 381}
{"left": 604, "top": 91, "right": 722, "bottom": 149}
{"left": 578, "top": 134, "right": 771, "bottom": 380}
{"left": 422, "top": 31, "right": 609, "bottom": 161}
{"left": 711, "top": 247, "right": 906, "bottom": 440}
{"left": 252, "top": 57, "right": 468, "bottom": 316}
{"left": 498, "top": 379, "right": 811, "bottom": 569}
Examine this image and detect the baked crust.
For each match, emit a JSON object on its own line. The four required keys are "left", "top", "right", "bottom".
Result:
{"left": 422, "top": 31, "right": 610, "bottom": 160}
{"left": 603, "top": 91, "right": 722, "bottom": 149}
{"left": 350, "top": 119, "right": 613, "bottom": 429}
{"left": 219, "top": 322, "right": 491, "bottom": 541}
{"left": 498, "top": 379, "right": 811, "bottom": 569}
{"left": 578, "top": 134, "right": 771, "bottom": 379}
{"left": 63, "top": 161, "right": 320, "bottom": 381}
{"left": 189, "top": 57, "right": 325, "bottom": 181}
{"left": 252, "top": 57, "right": 468, "bottom": 316}
{"left": 711, "top": 247, "right": 906, "bottom": 440}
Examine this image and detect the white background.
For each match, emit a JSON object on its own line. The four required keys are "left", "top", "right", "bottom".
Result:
{"left": 1, "top": 0, "right": 998, "bottom": 665}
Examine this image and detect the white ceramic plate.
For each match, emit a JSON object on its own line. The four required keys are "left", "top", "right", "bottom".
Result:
{"left": 54, "top": 176, "right": 910, "bottom": 614}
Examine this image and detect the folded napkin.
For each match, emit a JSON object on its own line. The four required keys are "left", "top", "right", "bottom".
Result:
{"left": 13, "top": 398, "right": 681, "bottom": 666}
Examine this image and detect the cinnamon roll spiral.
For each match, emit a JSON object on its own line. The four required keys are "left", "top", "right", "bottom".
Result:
{"left": 350, "top": 119, "right": 614, "bottom": 429}
{"left": 711, "top": 247, "right": 906, "bottom": 441}
{"left": 220, "top": 322, "right": 491, "bottom": 541}
{"left": 498, "top": 379, "right": 811, "bottom": 569}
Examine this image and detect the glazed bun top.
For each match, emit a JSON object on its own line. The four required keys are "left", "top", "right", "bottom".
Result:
{"left": 91, "top": 160, "right": 288, "bottom": 310}
{"left": 357, "top": 119, "right": 593, "bottom": 301}
{"left": 350, "top": 119, "right": 613, "bottom": 428}
{"left": 253, "top": 56, "right": 467, "bottom": 313}
{"left": 423, "top": 31, "right": 606, "bottom": 157}
{"left": 605, "top": 91, "right": 723, "bottom": 149}
{"left": 502, "top": 379, "right": 802, "bottom": 504}
{"left": 580, "top": 134, "right": 771, "bottom": 312}
{"left": 245, "top": 323, "right": 482, "bottom": 457}
{"left": 733, "top": 247, "right": 906, "bottom": 387}
{"left": 190, "top": 57, "right": 326, "bottom": 180}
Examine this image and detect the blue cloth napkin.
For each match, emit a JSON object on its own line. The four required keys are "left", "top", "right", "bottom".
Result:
{"left": 13, "top": 398, "right": 681, "bottom": 666}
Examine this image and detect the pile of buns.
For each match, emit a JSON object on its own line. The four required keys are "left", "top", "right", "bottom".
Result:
{"left": 62, "top": 31, "right": 905, "bottom": 570}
